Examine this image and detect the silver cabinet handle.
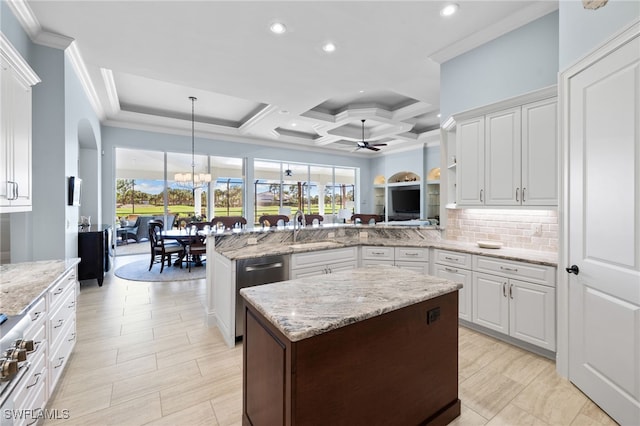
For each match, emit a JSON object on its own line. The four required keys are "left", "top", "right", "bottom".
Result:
{"left": 371, "top": 251, "right": 386, "bottom": 255}
{"left": 522, "top": 188, "right": 526, "bottom": 203}
{"left": 516, "top": 187, "right": 520, "bottom": 202}
{"left": 509, "top": 283, "right": 514, "bottom": 299}
{"left": 26, "top": 372, "right": 41, "bottom": 389}
{"left": 444, "top": 267, "right": 458, "bottom": 273}
{"left": 53, "top": 318, "right": 64, "bottom": 329}
{"left": 14, "top": 181, "right": 18, "bottom": 199}
{"left": 480, "top": 189, "right": 484, "bottom": 202}
{"left": 500, "top": 266, "right": 518, "bottom": 273}
{"left": 404, "top": 252, "right": 419, "bottom": 257}
{"left": 503, "top": 282, "right": 507, "bottom": 297}
{"left": 53, "top": 288, "right": 64, "bottom": 295}
{"left": 54, "top": 357, "right": 65, "bottom": 368}
{"left": 444, "top": 256, "right": 459, "bottom": 262}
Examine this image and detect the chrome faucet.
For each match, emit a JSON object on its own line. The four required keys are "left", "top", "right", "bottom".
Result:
{"left": 293, "top": 210, "right": 305, "bottom": 243}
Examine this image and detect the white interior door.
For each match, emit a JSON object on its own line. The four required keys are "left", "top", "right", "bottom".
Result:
{"left": 567, "top": 32, "right": 640, "bottom": 425}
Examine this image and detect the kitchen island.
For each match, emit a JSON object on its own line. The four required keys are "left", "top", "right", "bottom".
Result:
{"left": 239, "top": 266, "right": 462, "bottom": 425}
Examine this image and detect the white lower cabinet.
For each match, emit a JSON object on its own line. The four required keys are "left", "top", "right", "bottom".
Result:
{"left": 472, "top": 271, "right": 556, "bottom": 351}
{"left": 434, "top": 249, "right": 473, "bottom": 322}
{"left": 290, "top": 247, "right": 358, "bottom": 279}
{"left": 435, "top": 264, "right": 473, "bottom": 322}
{"left": 47, "top": 268, "right": 77, "bottom": 395}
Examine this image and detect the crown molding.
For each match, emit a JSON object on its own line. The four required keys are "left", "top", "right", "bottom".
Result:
{"left": 101, "top": 68, "right": 121, "bottom": 115}
{"left": 429, "top": 2, "right": 559, "bottom": 64}
{"left": 66, "top": 42, "right": 105, "bottom": 119}
{"left": 238, "top": 104, "right": 278, "bottom": 134}
{"left": 0, "top": 32, "right": 40, "bottom": 86}
{"left": 6, "top": 0, "right": 73, "bottom": 49}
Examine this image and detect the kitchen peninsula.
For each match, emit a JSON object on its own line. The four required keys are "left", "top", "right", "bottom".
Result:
{"left": 239, "top": 266, "right": 462, "bottom": 425}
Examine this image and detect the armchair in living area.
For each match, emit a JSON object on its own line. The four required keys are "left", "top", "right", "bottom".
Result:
{"left": 210, "top": 216, "right": 247, "bottom": 230}
{"left": 121, "top": 214, "right": 175, "bottom": 243}
{"left": 148, "top": 220, "right": 183, "bottom": 273}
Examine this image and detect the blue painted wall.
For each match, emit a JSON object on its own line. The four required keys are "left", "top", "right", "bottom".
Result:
{"left": 440, "top": 11, "right": 559, "bottom": 121}
{"left": 559, "top": 0, "right": 639, "bottom": 70}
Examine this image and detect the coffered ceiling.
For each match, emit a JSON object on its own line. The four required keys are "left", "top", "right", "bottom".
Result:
{"left": 12, "top": 1, "right": 558, "bottom": 155}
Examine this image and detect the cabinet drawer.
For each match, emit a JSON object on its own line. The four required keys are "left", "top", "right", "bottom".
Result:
{"left": 361, "top": 259, "right": 395, "bottom": 267}
{"left": 23, "top": 297, "right": 46, "bottom": 338}
{"left": 48, "top": 269, "right": 76, "bottom": 309}
{"left": 394, "top": 247, "right": 429, "bottom": 262}
{"left": 49, "top": 319, "right": 76, "bottom": 393}
{"left": 433, "top": 249, "right": 472, "bottom": 268}
{"left": 291, "top": 247, "right": 357, "bottom": 270}
{"left": 49, "top": 289, "right": 76, "bottom": 349}
{"left": 290, "top": 261, "right": 357, "bottom": 279}
{"left": 14, "top": 376, "right": 47, "bottom": 426}
{"left": 473, "top": 256, "right": 556, "bottom": 286}
{"left": 395, "top": 261, "right": 429, "bottom": 274}
{"left": 12, "top": 351, "right": 46, "bottom": 413}
{"left": 361, "top": 246, "right": 394, "bottom": 261}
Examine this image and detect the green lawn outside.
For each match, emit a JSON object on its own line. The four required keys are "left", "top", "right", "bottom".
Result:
{"left": 116, "top": 204, "right": 341, "bottom": 223}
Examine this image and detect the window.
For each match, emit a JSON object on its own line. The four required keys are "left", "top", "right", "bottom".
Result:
{"left": 211, "top": 156, "right": 244, "bottom": 218}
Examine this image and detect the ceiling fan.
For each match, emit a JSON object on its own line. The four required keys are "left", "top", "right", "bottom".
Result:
{"left": 355, "top": 119, "right": 387, "bottom": 152}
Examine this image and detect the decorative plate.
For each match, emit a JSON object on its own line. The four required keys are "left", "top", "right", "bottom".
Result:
{"left": 477, "top": 241, "right": 503, "bottom": 249}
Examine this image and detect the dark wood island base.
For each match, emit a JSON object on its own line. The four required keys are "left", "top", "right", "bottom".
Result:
{"left": 242, "top": 291, "right": 460, "bottom": 425}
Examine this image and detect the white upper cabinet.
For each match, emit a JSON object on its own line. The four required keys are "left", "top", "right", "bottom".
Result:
{"left": 521, "top": 98, "right": 558, "bottom": 206}
{"left": 455, "top": 89, "right": 558, "bottom": 208}
{"left": 485, "top": 107, "right": 521, "bottom": 206}
{"left": 0, "top": 35, "right": 40, "bottom": 213}
{"left": 456, "top": 117, "right": 485, "bottom": 206}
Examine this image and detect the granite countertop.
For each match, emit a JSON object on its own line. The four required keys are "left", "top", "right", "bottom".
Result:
{"left": 240, "top": 265, "right": 462, "bottom": 342}
{"left": 0, "top": 258, "right": 81, "bottom": 316}
{"left": 214, "top": 237, "right": 557, "bottom": 267}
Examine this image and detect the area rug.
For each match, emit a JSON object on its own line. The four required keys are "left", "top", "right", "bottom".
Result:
{"left": 114, "top": 259, "right": 205, "bottom": 282}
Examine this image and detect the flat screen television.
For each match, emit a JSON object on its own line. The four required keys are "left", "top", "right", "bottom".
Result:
{"left": 391, "top": 188, "right": 420, "bottom": 214}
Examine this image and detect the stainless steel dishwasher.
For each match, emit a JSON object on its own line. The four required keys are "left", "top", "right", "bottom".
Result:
{"left": 236, "top": 254, "right": 289, "bottom": 338}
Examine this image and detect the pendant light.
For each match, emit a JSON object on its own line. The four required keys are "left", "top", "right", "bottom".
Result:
{"left": 174, "top": 96, "right": 211, "bottom": 189}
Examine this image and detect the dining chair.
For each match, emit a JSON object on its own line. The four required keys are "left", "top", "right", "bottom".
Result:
{"left": 185, "top": 222, "right": 207, "bottom": 272}
{"left": 351, "top": 214, "right": 381, "bottom": 225}
{"left": 210, "top": 216, "right": 247, "bottom": 230}
{"left": 258, "top": 214, "right": 289, "bottom": 227}
{"left": 148, "top": 220, "right": 184, "bottom": 273}
{"left": 297, "top": 213, "right": 323, "bottom": 226}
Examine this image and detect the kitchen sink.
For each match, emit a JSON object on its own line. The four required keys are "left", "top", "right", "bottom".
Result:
{"left": 288, "top": 241, "right": 342, "bottom": 250}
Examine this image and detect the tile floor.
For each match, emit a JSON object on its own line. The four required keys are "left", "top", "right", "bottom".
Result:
{"left": 44, "top": 254, "right": 617, "bottom": 426}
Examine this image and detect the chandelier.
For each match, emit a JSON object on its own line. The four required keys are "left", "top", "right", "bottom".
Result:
{"left": 174, "top": 96, "right": 211, "bottom": 188}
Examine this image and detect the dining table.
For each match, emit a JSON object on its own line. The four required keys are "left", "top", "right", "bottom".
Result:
{"left": 161, "top": 229, "right": 208, "bottom": 267}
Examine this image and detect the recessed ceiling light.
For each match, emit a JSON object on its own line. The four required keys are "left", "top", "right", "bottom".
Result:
{"left": 359, "top": 90, "right": 365, "bottom": 93}
{"left": 291, "top": 122, "right": 297, "bottom": 127}
{"left": 440, "top": 3, "right": 459, "bottom": 17}
{"left": 322, "top": 42, "right": 336, "bottom": 53}
{"left": 270, "top": 22, "right": 287, "bottom": 34}
{"left": 437, "top": 113, "right": 441, "bottom": 118}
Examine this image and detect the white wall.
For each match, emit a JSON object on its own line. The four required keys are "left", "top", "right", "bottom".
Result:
{"left": 440, "top": 11, "right": 559, "bottom": 121}
{"left": 559, "top": 0, "right": 640, "bottom": 70}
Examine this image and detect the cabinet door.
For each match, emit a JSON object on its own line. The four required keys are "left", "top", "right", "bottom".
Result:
{"left": 326, "top": 260, "right": 358, "bottom": 275}
{"left": 435, "top": 264, "right": 472, "bottom": 322}
{"left": 457, "top": 117, "right": 485, "bottom": 205}
{"left": 509, "top": 279, "right": 556, "bottom": 351}
{"left": 472, "top": 272, "right": 509, "bottom": 334}
{"left": 521, "top": 98, "right": 557, "bottom": 206}
{"left": 0, "top": 65, "right": 13, "bottom": 207}
{"left": 485, "top": 107, "right": 521, "bottom": 206}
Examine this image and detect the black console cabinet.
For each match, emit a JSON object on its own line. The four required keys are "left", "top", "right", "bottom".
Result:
{"left": 78, "top": 224, "right": 112, "bottom": 286}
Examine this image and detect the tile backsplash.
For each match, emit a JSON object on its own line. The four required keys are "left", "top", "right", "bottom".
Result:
{"left": 446, "top": 209, "right": 558, "bottom": 252}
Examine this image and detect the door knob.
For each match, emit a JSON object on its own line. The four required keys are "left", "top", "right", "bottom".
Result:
{"left": 565, "top": 265, "right": 580, "bottom": 275}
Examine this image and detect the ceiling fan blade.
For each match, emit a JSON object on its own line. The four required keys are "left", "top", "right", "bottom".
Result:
{"left": 366, "top": 145, "right": 380, "bottom": 151}
{"left": 372, "top": 143, "right": 387, "bottom": 147}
